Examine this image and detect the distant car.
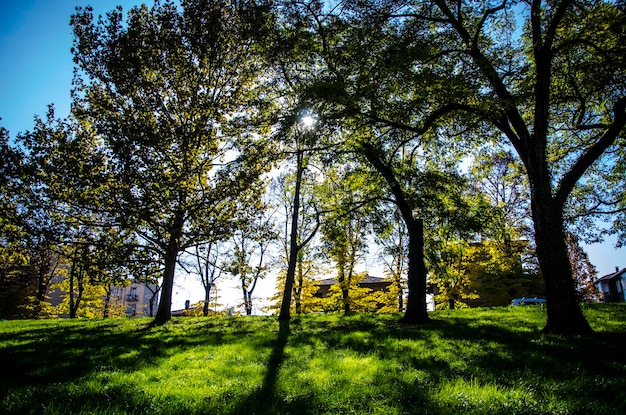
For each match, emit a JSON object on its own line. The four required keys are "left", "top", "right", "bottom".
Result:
{"left": 511, "top": 297, "right": 547, "bottom": 306}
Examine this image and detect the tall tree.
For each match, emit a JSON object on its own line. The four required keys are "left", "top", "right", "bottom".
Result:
{"left": 307, "top": 0, "right": 625, "bottom": 334}
{"left": 71, "top": 0, "right": 272, "bottom": 324}
{"left": 273, "top": 131, "right": 322, "bottom": 321}
{"left": 417, "top": 0, "right": 626, "bottom": 334}
{"left": 2, "top": 109, "right": 130, "bottom": 318}
{"left": 284, "top": 1, "right": 482, "bottom": 324}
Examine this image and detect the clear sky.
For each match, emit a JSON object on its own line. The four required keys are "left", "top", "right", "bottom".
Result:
{"left": 1, "top": 1, "right": 624, "bottom": 310}
{"left": 0, "top": 0, "right": 142, "bottom": 137}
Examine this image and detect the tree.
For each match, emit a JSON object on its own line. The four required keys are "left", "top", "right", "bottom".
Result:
{"left": 225, "top": 206, "right": 278, "bottom": 315}
{"left": 272, "top": 141, "right": 322, "bottom": 320}
{"left": 418, "top": 0, "right": 626, "bottom": 334}
{"left": 15, "top": 108, "right": 145, "bottom": 318}
{"left": 181, "top": 242, "right": 224, "bottom": 316}
{"left": 305, "top": 0, "right": 625, "bottom": 334}
{"left": 1, "top": 120, "right": 66, "bottom": 318}
{"left": 282, "top": 1, "right": 486, "bottom": 324}
{"left": 71, "top": 0, "right": 272, "bottom": 325}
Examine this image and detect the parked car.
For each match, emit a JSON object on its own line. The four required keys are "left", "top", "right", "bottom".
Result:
{"left": 511, "top": 297, "right": 547, "bottom": 306}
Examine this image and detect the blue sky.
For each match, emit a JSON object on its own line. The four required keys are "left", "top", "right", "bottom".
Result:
{"left": 0, "top": 1, "right": 624, "bottom": 280}
{"left": 0, "top": 0, "right": 141, "bottom": 136}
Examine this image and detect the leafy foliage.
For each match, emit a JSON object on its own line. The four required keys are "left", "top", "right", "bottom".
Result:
{"left": 70, "top": 0, "right": 274, "bottom": 323}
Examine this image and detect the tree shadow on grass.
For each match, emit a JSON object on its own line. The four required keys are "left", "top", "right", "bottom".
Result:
{"left": 266, "top": 313, "right": 626, "bottom": 414}
{"left": 2, "top": 311, "right": 626, "bottom": 414}
{"left": 227, "top": 319, "right": 291, "bottom": 415}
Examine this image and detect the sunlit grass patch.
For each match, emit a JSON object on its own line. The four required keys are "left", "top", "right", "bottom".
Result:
{"left": 433, "top": 377, "right": 540, "bottom": 414}
{"left": 1, "top": 305, "right": 626, "bottom": 414}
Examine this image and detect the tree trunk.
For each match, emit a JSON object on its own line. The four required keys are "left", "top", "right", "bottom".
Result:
{"left": 336, "top": 261, "right": 350, "bottom": 315}
{"left": 153, "top": 223, "right": 182, "bottom": 325}
{"left": 103, "top": 288, "right": 111, "bottom": 318}
{"left": 399, "top": 218, "right": 430, "bottom": 324}
{"left": 148, "top": 287, "right": 159, "bottom": 317}
{"left": 69, "top": 266, "right": 77, "bottom": 319}
{"left": 342, "top": 285, "right": 350, "bottom": 315}
{"left": 294, "top": 260, "right": 304, "bottom": 314}
{"left": 68, "top": 255, "right": 83, "bottom": 319}
{"left": 203, "top": 287, "right": 211, "bottom": 316}
{"left": 279, "top": 152, "right": 304, "bottom": 322}
{"left": 243, "top": 287, "right": 253, "bottom": 315}
{"left": 530, "top": 187, "right": 592, "bottom": 335}
{"left": 153, "top": 249, "right": 176, "bottom": 325}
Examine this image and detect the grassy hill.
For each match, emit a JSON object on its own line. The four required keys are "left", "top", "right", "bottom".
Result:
{"left": 1, "top": 304, "right": 625, "bottom": 414}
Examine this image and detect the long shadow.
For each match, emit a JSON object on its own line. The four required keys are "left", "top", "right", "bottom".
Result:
{"left": 228, "top": 319, "right": 291, "bottom": 415}
{"left": 266, "top": 313, "right": 626, "bottom": 414}
{"left": 3, "top": 311, "right": 626, "bottom": 414}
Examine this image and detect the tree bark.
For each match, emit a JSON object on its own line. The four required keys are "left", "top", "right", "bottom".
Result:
{"left": 153, "top": 216, "right": 183, "bottom": 325}
{"left": 243, "top": 286, "right": 253, "bottom": 315}
{"left": 278, "top": 151, "right": 304, "bottom": 321}
{"left": 529, "top": 176, "right": 593, "bottom": 335}
{"left": 432, "top": 0, "right": 597, "bottom": 334}
{"left": 203, "top": 287, "right": 211, "bottom": 316}
{"left": 399, "top": 218, "right": 430, "bottom": 324}
{"left": 153, "top": 244, "right": 177, "bottom": 325}
{"left": 103, "top": 288, "right": 111, "bottom": 318}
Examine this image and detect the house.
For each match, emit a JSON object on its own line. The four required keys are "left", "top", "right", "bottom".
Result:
{"left": 595, "top": 267, "right": 626, "bottom": 302}
{"left": 313, "top": 274, "right": 392, "bottom": 298}
{"left": 110, "top": 281, "right": 159, "bottom": 317}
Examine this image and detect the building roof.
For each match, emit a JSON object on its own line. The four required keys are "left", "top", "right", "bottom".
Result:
{"left": 596, "top": 268, "right": 626, "bottom": 283}
{"left": 315, "top": 274, "right": 389, "bottom": 286}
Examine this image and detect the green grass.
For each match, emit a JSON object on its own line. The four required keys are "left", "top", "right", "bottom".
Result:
{"left": 1, "top": 304, "right": 626, "bottom": 414}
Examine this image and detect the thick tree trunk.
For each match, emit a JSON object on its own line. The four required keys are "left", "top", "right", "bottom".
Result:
{"left": 530, "top": 191, "right": 593, "bottom": 335}
{"left": 244, "top": 288, "right": 253, "bottom": 315}
{"left": 400, "top": 218, "right": 430, "bottom": 324}
{"left": 342, "top": 286, "right": 350, "bottom": 315}
{"left": 153, "top": 225, "right": 182, "bottom": 325}
{"left": 153, "top": 248, "right": 177, "bottom": 325}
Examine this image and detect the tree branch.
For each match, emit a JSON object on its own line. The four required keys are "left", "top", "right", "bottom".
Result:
{"left": 555, "top": 97, "right": 626, "bottom": 207}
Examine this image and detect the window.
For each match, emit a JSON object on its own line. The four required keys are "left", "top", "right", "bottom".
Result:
{"left": 126, "top": 287, "right": 138, "bottom": 301}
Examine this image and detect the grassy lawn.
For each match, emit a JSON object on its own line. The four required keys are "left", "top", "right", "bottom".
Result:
{"left": 1, "top": 304, "right": 625, "bottom": 415}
